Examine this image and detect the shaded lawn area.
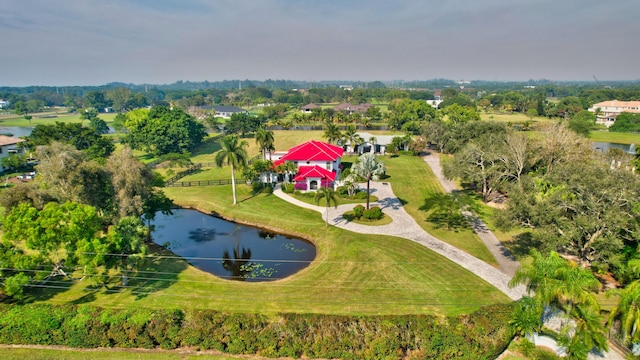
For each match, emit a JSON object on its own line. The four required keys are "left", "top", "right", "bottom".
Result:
{"left": 41, "top": 184, "right": 510, "bottom": 317}
{"left": 381, "top": 154, "right": 497, "bottom": 265}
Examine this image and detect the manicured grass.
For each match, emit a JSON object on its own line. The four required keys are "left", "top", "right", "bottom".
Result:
{"left": 36, "top": 181, "right": 509, "bottom": 317}
{"left": 589, "top": 130, "right": 640, "bottom": 145}
{"left": 25, "top": 130, "right": 508, "bottom": 317}
{"left": 480, "top": 111, "right": 551, "bottom": 125}
{"left": 0, "top": 347, "right": 248, "bottom": 360}
{"left": 382, "top": 154, "right": 498, "bottom": 265}
{"left": 286, "top": 190, "right": 377, "bottom": 206}
{"left": 0, "top": 112, "right": 117, "bottom": 127}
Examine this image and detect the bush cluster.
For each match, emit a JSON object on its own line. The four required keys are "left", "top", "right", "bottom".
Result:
{"left": 0, "top": 303, "right": 515, "bottom": 359}
{"left": 353, "top": 205, "right": 365, "bottom": 219}
{"left": 363, "top": 206, "right": 383, "bottom": 220}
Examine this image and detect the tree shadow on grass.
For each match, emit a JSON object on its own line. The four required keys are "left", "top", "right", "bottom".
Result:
{"left": 190, "top": 137, "right": 222, "bottom": 157}
{"left": 502, "top": 231, "right": 539, "bottom": 259}
{"left": 419, "top": 193, "right": 470, "bottom": 232}
{"left": 122, "top": 243, "right": 189, "bottom": 300}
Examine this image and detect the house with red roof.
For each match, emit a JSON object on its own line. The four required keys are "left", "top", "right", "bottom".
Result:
{"left": 272, "top": 140, "right": 343, "bottom": 191}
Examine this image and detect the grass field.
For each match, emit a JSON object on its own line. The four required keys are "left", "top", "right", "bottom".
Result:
{"left": 36, "top": 182, "right": 508, "bottom": 316}
{"left": 0, "top": 347, "right": 249, "bottom": 360}
{"left": 589, "top": 130, "right": 640, "bottom": 144}
{"left": 27, "top": 130, "right": 509, "bottom": 316}
{"left": 0, "top": 111, "right": 117, "bottom": 127}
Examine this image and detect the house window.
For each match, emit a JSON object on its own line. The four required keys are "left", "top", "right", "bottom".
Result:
{"left": 310, "top": 180, "right": 318, "bottom": 190}
{"left": 306, "top": 161, "right": 310, "bottom": 165}
{"left": 326, "top": 162, "right": 331, "bottom": 170}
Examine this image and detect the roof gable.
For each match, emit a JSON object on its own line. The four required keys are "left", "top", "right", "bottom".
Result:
{"left": 282, "top": 140, "right": 344, "bottom": 162}
{"left": 293, "top": 165, "right": 337, "bottom": 182}
{"left": 0, "top": 135, "right": 25, "bottom": 147}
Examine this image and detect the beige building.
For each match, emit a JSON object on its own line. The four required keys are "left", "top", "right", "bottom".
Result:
{"left": 0, "top": 135, "right": 26, "bottom": 172}
{"left": 589, "top": 100, "right": 640, "bottom": 127}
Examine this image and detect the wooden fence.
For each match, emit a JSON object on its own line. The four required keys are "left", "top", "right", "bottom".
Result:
{"left": 166, "top": 179, "right": 233, "bottom": 187}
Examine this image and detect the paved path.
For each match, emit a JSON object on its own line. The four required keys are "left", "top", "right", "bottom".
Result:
{"left": 273, "top": 183, "right": 526, "bottom": 301}
{"left": 422, "top": 152, "right": 522, "bottom": 277}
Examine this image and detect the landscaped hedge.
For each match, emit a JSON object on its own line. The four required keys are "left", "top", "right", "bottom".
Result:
{"left": 0, "top": 303, "right": 515, "bottom": 359}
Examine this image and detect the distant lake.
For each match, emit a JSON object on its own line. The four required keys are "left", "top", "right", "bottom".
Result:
{"left": 0, "top": 126, "right": 33, "bottom": 137}
{"left": 592, "top": 142, "right": 636, "bottom": 154}
{"left": 150, "top": 209, "right": 316, "bottom": 282}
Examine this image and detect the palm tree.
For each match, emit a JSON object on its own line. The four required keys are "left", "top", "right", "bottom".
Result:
{"left": 608, "top": 280, "right": 640, "bottom": 344}
{"left": 509, "top": 250, "right": 607, "bottom": 357}
{"left": 215, "top": 135, "right": 249, "bottom": 205}
{"left": 255, "top": 127, "right": 275, "bottom": 160}
{"left": 314, "top": 186, "right": 338, "bottom": 228}
{"left": 351, "top": 153, "right": 385, "bottom": 209}
{"left": 343, "top": 125, "right": 362, "bottom": 154}
{"left": 323, "top": 123, "right": 343, "bottom": 145}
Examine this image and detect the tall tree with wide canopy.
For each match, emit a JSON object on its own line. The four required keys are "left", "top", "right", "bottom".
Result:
{"left": 314, "top": 186, "right": 339, "bottom": 228}
{"left": 351, "top": 153, "right": 385, "bottom": 210}
{"left": 255, "top": 127, "right": 275, "bottom": 160}
{"left": 105, "top": 216, "right": 147, "bottom": 286}
{"left": 216, "top": 135, "right": 249, "bottom": 205}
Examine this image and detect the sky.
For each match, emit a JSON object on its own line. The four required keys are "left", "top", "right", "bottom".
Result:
{"left": 1, "top": 0, "right": 639, "bottom": 86}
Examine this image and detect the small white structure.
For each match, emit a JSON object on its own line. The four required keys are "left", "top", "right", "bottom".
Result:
{"left": 349, "top": 132, "right": 403, "bottom": 155}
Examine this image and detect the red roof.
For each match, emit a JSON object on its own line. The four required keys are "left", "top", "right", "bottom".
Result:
{"left": 293, "top": 166, "right": 337, "bottom": 182}
{"left": 281, "top": 140, "right": 343, "bottom": 162}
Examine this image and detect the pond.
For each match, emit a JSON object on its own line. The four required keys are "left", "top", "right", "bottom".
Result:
{"left": 592, "top": 141, "right": 636, "bottom": 154}
{"left": 150, "top": 209, "right": 316, "bottom": 282}
{"left": 0, "top": 126, "right": 34, "bottom": 137}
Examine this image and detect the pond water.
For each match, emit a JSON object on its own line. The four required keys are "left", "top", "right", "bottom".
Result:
{"left": 150, "top": 209, "right": 316, "bottom": 282}
{"left": 592, "top": 142, "right": 636, "bottom": 154}
{"left": 0, "top": 126, "right": 34, "bottom": 137}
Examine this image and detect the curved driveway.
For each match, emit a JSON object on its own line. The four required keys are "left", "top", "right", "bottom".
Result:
{"left": 273, "top": 182, "right": 527, "bottom": 301}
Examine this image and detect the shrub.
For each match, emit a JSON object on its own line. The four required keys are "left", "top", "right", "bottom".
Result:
{"left": 363, "top": 206, "right": 383, "bottom": 220}
{"left": 281, "top": 183, "right": 295, "bottom": 193}
{"left": 354, "top": 191, "right": 368, "bottom": 199}
{"left": 353, "top": 205, "right": 365, "bottom": 219}
{"left": 0, "top": 303, "right": 514, "bottom": 359}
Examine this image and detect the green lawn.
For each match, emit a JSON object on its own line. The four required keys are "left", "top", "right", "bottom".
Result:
{"left": 0, "top": 347, "right": 250, "bottom": 360}
{"left": 480, "top": 111, "right": 552, "bottom": 125}
{"left": 37, "top": 183, "right": 508, "bottom": 316}
{"left": 589, "top": 130, "right": 640, "bottom": 144}
{"left": 19, "top": 130, "right": 509, "bottom": 317}
{"left": 382, "top": 155, "right": 497, "bottom": 265}
{"left": 0, "top": 112, "right": 117, "bottom": 127}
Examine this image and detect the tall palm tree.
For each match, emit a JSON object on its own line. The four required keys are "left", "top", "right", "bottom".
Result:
{"left": 314, "top": 186, "right": 338, "bottom": 228}
{"left": 351, "top": 152, "right": 385, "bottom": 209}
{"left": 323, "top": 123, "right": 343, "bottom": 145}
{"left": 509, "top": 250, "right": 607, "bottom": 357}
{"left": 215, "top": 135, "right": 249, "bottom": 205}
{"left": 608, "top": 280, "right": 640, "bottom": 344}
{"left": 255, "top": 127, "right": 275, "bottom": 160}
